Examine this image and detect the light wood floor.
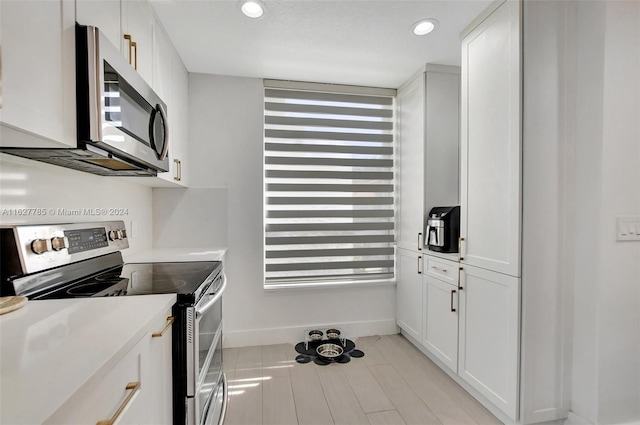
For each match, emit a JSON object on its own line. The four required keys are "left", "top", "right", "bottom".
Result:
{"left": 222, "top": 334, "right": 503, "bottom": 425}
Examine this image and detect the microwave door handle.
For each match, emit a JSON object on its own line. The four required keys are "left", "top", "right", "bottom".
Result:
{"left": 196, "top": 274, "right": 227, "bottom": 317}
{"left": 156, "top": 103, "right": 169, "bottom": 160}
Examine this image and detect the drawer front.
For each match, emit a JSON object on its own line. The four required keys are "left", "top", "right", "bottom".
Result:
{"left": 45, "top": 340, "right": 145, "bottom": 425}
{"left": 425, "top": 257, "right": 458, "bottom": 286}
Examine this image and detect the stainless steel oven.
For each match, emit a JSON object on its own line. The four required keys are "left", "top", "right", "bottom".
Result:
{"left": 186, "top": 273, "right": 227, "bottom": 425}
{"left": 0, "top": 221, "right": 229, "bottom": 425}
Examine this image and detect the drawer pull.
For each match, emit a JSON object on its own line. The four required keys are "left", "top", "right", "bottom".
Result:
{"left": 450, "top": 290, "right": 457, "bottom": 312}
{"left": 430, "top": 266, "right": 448, "bottom": 273}
{"left": 96, "top": 381, "right": 140, "bottom": 425}
{"left": 152, "top": 316, "right": 175, "bottom": 338}
{"left": 417, "top": 256, "right": 422, "bottom": 274}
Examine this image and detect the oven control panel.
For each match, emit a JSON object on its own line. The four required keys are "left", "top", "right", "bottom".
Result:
{"left": 3, "top": 221, "right": 129, "bottom": 275}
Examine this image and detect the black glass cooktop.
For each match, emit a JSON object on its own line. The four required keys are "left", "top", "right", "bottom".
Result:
{"left": 37, "top": 261, "right": 222, "bottom": 301}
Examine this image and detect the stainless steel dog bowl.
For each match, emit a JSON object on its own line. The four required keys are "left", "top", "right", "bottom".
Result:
{"left": 316, "top": 343, "right": 344, "bottom": 360}
{"left": 308, "top": 330, "right": 323, "bottom": 341}
{"left": 326, "top": 328, "right": 341, "bottom": 339}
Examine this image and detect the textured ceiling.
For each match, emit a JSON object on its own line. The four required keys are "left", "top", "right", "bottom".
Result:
{"left": 151, "top": 0, "right": 492, "bottom": 88}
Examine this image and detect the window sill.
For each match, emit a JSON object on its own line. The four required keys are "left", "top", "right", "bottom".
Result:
{"left": 263, "top": 278, "right": 396, "bottom": 292}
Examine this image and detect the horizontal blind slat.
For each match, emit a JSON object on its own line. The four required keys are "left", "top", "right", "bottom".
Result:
{"left": 267, "top": 197, "right": 393, "bottom": 205}
{"left": 266, "top": 183, "right": 393, "bottom": 193}
{"left": 265, "top": 156, "right": 393, "bottom": 167}
{"left": 265, "top": 247, "right": 394, "bottom": 259}
{"left": 265, "top": 142, "right": 393, "bottom": 155}
{"left": 266, "top": 222, "right": 394, "bottom": 232}
{"left": 265, "top": 129, "right": 393, "bottom": 143}
{"left": 266, "top": 210, "right": 394, "bottom": 218}
{"left": 265, "top": 116, "right": 393, "bottom": 131}
{"left": 266, "top": 260, "right": 394, "bottom": 272}
{"left": 265, "top": 102, "right": 393, "bottom": 118}
{"left": 266, "top": 235, "right": 395, "bottom": 245}
{"left": 266, "top": 170, "right": 393, "bottom": 180}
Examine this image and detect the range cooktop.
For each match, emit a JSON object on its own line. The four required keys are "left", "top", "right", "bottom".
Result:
{"left": 36, "top": 261, "right": 222, "bottom": 301}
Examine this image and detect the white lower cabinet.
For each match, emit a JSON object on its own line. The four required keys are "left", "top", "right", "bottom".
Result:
{"left": 458, "top": 265, "right": 520, "bottom": 420}
{"left": 423, "top": 274, "right": 458, "bottom": 373}
{"left": 396, "top": 248, "right": 423, "bottom": 342}
{"left": 45, "top": 308, "right": 174, "bottom": 425}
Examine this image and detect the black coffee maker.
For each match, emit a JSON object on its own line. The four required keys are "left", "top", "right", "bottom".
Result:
{"left": 426, "top": 206, "right": 460, "bottom": 253}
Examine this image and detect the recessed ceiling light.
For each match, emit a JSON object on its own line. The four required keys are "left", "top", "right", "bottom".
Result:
{"left": 412, "top": 19, "right": 438, "bottom": 36}
{"left": 241, "top": 1, "right": 264, "bottom": 18}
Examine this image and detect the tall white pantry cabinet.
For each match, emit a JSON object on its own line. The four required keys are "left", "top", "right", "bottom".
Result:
{"left": 396, "top": 1, "right": 569, "bottom": 424}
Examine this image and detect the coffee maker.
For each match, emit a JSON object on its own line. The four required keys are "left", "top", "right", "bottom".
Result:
{"left": 426, "top": 206, "right": 460, "bottom": 253}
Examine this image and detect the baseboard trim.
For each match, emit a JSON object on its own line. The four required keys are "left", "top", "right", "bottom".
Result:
{"left": 223, "top": 319, "right": 399, "bottom": 347}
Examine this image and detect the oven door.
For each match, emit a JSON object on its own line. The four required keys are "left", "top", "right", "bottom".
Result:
{"left": 187, "top": 273, "right": 226, "bottom": 425}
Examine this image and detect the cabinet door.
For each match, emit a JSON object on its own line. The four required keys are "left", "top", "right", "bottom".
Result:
{"left": 146, "top": 311, "right": 174, "bottom": 424}
{"left": 75, "top": 0, "right": 122, "bottom": 52}
{"left": 458, "top": 265, "right": 520, "bottom": 420}
{"left": 396, "top": 248, "right": 423, "bottom": 342}
{"left": 396, "top": 74, "right": 425, "bottom": 252}
{"left": 170, "top": 54, "right": 189, "bottom": 186}
{"left": 0, "top": 0, "right": 76, "bottom": 148}
{"left": 460, "top": 0, "right": 521, "bottom": 277}
{"left": 423, "top": 276, "right": 459, "bottom": 373}
{"left": 122, "top": 0, "right": 154, "bottom": 85}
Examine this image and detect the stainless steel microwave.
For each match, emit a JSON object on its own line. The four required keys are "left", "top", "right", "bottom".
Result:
{"left": 0, "top": 24, "right": 169, "bottom": 176}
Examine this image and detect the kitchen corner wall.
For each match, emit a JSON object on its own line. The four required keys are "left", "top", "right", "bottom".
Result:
{"left": 187, "top": 73, "right": 397, "bottom": 347}
{"left": 0, "top": 154, "right": 153, "bottom": 255}
{"left": 569, "top": 1, "right": 640, "bottom": 424}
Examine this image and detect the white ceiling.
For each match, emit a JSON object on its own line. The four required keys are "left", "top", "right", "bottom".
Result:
{"left": 151, "top": 0, "right": 492, "bottom": 89}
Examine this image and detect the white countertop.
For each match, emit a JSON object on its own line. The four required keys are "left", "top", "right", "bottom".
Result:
{"left": 0, "top": 294, "right": 176, "bottom": 425}
{"left": 123, "top": 247, "right": 227, "bottom": 263}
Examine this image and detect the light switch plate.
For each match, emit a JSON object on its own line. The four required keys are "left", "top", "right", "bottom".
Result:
{"left": 617, "top": 216, "right": 640, "bottom": 241}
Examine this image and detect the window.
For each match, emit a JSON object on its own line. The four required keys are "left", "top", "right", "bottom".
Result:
{"left": 263, "top": 80, "right": 396, "bottom": 288}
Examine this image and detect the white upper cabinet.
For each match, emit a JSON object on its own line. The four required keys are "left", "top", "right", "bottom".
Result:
{"left": 397, "top": 74, "right": 426, "bottom": 252}
{"left": 460, "top": 0, "right": 521, "bottom": 277}
{"left": 396, "top": 66, "right": 460, "bottom": 253}
{"left": 122, "top": 0, "right": 155, "bottom": 86}
{"left": 0, "top": 0, "right": 76, "bottom": 148}
{"left": 75, "top": 0, "right": 122, "bottom": 52}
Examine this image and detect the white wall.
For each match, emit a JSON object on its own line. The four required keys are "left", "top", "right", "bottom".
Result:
{"left": 0, "top": 154, "right": 154, "bottom": 255}
{"left": 187, "top": 73, "right": 397, "bottom": 347}
{"left": 570, "top": 1, "right": 640, "bottom": 424}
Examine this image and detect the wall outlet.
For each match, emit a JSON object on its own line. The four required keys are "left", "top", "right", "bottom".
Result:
{"left": 616, "top": 216, "right": 640, "bottom": 241}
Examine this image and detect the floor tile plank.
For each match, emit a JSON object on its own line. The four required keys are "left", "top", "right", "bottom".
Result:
{"left": 369, "top": 364, "right": 442, "bottom": 425}
{"left": 367, "top": 410, "right": 407, "bottom": 425}
{"left": 374, "top": 336, "right": 477, "bottom": 425}
{"left": 263, "top": 375, "right": 298, "bottom": 425}
{"left": 317, "top": 364, "right": 370, "bottom": 425}
{"left": 344, "top": 361, "right": 395, "bottom": 413}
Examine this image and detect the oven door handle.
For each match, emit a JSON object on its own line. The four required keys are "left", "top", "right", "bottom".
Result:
{"left": 196, "top": 273, "right": 227, "bottom": 317}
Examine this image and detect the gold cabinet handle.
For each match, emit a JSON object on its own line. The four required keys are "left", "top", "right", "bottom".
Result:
{"left": 124, "top": 34, "right": 133, "bottom": 66}
{"left": 458, "top": 267, "right": 464, "bottom": 290}
{"left": 131, "top": 41, "right": 137, "bottom": 70}
{"left": 417, "top": 232, "right": 423, "bottom": 251}
{"left": 458, "top": 237, "right": 465, "bottom": 261}
{"left": 417, "top": 256, "right": 422, "bottom": 274}
{"left": 96, "top": 381, "right": 140, "bottom": 425}
{"left": 152, "top": 316, "right": 175, "bottom": 338}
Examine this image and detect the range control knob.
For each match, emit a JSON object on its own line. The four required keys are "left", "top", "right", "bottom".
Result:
{"left": 51, "top": 236, "right": 69, "bottom": 251}
{"left": 31, "top": 238, "right": 52, "bottom": 255}
{"left": 108, "top": 230, "right": 121, "bottom": 241}
{"left": 120, "top": 229, "right": 127, "bottom": 239}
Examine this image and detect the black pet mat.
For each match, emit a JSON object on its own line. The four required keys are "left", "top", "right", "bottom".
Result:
{"left": 294, "top": 338, "right": 364, "bottom": 365}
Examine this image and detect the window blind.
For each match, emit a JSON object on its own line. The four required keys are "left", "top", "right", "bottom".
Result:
{"left": 264, "top": 80, "right": 396, "bottom": 287}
